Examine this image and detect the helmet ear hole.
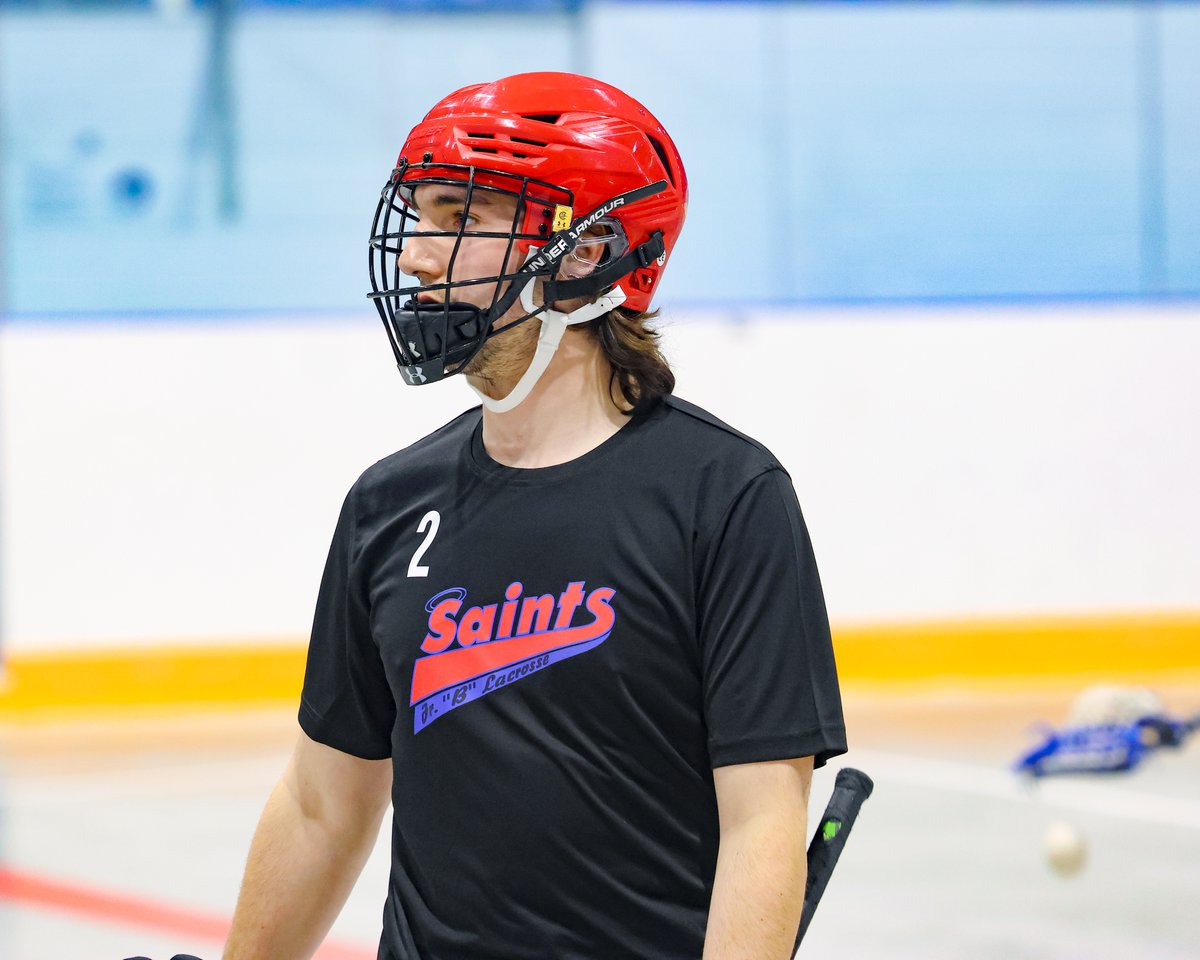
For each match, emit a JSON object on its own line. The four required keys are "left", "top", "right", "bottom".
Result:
{"left": 630, "top": 270, "right": 654, "bottom": 293}
{"left": 559, "top": 222, "right": 622, "bottom": 281}
{"left": 560, "top": 218, "right": 627, "bottom": 280}
{"left": 559, "top": 255, "right": 594, "bottom": 280}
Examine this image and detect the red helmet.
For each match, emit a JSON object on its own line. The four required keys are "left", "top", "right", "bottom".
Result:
{"left": 368, "top": 72, "right": 688, "bottom": 387}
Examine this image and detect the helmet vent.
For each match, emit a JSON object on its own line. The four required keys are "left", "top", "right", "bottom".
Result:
{"left": 466, "top": 131, "right": 498, "bottom": 155}
{"left": 467, "top": 130, "right": 540, "bottom": 158}
{"left": 645, "top": 134, "right": 675, "bottom": 187}
{"left": 522, "top": 113, "right": 561, "bottom": 125}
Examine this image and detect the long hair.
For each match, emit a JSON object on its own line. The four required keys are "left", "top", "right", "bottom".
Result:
{"left": 587, "top": 306, "right": 675, "bottom": 415}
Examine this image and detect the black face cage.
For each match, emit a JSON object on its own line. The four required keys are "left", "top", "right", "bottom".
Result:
{"left": 367, "top": 158, "right": 670, "bottom": 386}
{"left": 367, "top": 159, "right": 572, "bottom": 385}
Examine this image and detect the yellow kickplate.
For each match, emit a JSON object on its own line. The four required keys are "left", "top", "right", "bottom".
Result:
{"left": 0, "top": 641, "right": 308, "bottom": 715}
{"left": 1, "top": 613, "right": 1197, "bottom": 716}
{"left": 833, "top": 612, "right": 1200, "bottom": 682}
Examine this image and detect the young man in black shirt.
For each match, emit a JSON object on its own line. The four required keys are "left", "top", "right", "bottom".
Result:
{"left": 224, "top": 72, "right": 845, "bottom": 960}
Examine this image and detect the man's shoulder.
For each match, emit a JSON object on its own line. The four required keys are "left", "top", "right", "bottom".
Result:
{"left": 354, "top": 405, "right": 480, "bottom": 495}
{"left": 655, "top": 395, "right": 783, "bottom": 474}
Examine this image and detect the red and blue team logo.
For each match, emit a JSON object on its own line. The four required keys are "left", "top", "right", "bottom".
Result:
{"left": 410, "top": 579, "right": 616, "bottom": 733}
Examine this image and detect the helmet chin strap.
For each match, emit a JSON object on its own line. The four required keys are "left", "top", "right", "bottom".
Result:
{"left": 469, "top": 281, "right": 627, "bottom": 414}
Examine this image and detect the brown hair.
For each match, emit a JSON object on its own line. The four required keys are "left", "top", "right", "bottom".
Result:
{"left": 587, "top": 306, "right": 675, "bottom": 415}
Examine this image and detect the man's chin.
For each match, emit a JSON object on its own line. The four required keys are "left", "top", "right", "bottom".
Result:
{"left": 461, "top": 348, "right": 492, "bottom": 380}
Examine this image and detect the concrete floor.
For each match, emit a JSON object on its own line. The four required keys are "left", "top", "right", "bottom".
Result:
{"left": 1, "top": 683, "right": 1197, "bottom": 960}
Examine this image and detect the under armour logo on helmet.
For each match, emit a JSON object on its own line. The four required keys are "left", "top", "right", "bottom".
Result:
{"left": 405, "top": 366, "right": 427, "bottom": 384}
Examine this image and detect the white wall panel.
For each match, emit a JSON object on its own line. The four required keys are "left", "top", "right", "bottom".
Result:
{"left": 665, "top": 304, "right": 1200, "bottom": 620}
{"left": 2, "top": 304, "right": 1198, "bottom": 653}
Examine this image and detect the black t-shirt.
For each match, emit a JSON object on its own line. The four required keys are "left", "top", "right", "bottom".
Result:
{"left": 299, "top": 395, "right": 847, "bottom": 960}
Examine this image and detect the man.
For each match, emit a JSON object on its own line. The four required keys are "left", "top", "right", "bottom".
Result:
{"left": 223, "top": 72, "right": 845, "bottom": 960}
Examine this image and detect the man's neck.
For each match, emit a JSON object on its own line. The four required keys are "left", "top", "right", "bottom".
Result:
{"left": 470, "top": 330, "right": 629, "bottom": 469}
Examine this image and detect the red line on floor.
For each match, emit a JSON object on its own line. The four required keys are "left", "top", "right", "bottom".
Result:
{"left": 0, "top": 865, "right": 375, "bottom": 960}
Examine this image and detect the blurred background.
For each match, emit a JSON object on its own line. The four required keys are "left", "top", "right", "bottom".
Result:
{"left": 0, "top": 1, "right": 1197, "bottom": 958}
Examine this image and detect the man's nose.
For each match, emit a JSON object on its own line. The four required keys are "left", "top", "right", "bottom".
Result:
{"left": 397, "top": 231, "right": 444, "bottom": 281}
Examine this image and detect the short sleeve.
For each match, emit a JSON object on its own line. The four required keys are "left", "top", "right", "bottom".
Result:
{"left": 697, "top": 468, "right": 847, "bottom": 769}
{"left": 298, "top": 485, "right": 396, "bottom": 760}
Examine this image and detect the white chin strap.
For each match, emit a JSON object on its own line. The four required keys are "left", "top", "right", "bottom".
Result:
{"left": 469, "top": 280, "right": 627, "bottom": 414}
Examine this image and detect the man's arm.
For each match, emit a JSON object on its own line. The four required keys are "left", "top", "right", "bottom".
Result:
{"left": 222, "top": 730, "right": 392, "bottom": 960}
{"left": 703, "top": 756, "right": 814, "bottom": 960}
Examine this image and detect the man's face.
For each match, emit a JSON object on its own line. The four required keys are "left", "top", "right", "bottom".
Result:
{"left": 393, "top": 179, "right": 611, "bottom": 387}
{"left": 396, "top": 182, "right": 524, "bottom": 311}
{"left": 397, "top": 181, "right": 544, "bottom": 383}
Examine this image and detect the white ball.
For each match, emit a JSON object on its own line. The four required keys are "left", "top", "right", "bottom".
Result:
{"left": 1044, "top": 820, "right": 1087, "bottom": 876}
{"left": 1067, "top": 685, "right": 1162, "bottom": 726}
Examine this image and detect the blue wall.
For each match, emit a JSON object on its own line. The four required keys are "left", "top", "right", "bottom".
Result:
{"left": 0, "top": 1, "right": 1197, "bottom": 315}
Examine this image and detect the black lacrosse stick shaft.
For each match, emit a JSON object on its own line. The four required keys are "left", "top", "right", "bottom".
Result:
{"left": 795, "top": 766, "right": 874, "bottom": 951}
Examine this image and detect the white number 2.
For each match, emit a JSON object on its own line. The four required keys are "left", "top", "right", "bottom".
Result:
{"left": 408, "top": 510, "right": 441, "bottom": 578}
